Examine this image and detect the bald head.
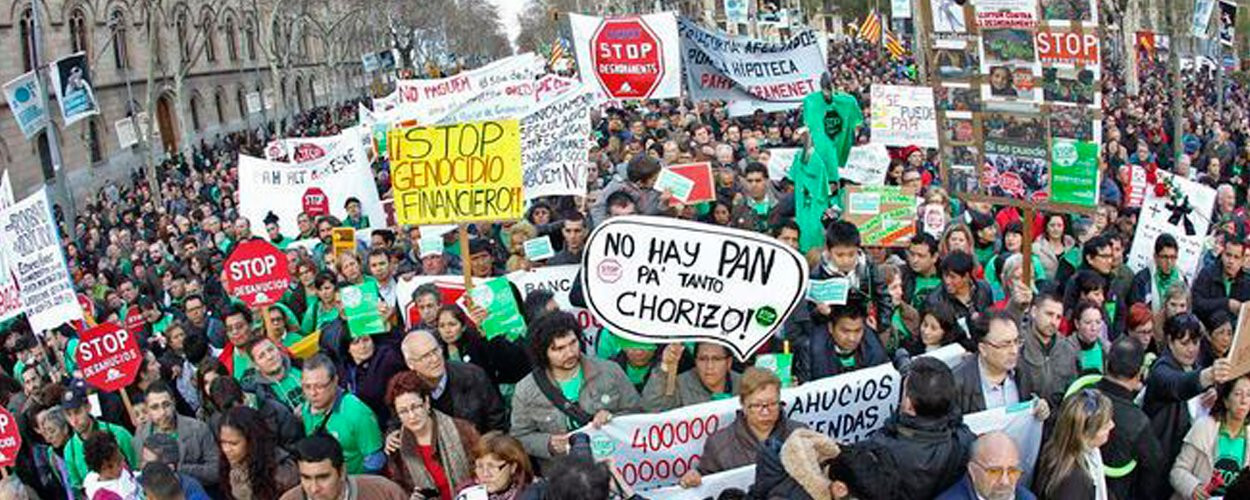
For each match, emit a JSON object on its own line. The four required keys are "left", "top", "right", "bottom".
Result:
{"left": 967, "top": 431, "right": 1022, "bottom": 499}
{"left": 972, "top": 431, "right": 1019, "bottom": 464}
{"left": 401, "top": 329, "right": 445, "bottom": 381}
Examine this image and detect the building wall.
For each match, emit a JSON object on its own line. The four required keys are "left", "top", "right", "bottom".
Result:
{"left": 0, "top": 0, "right": 370, "bottom": 199}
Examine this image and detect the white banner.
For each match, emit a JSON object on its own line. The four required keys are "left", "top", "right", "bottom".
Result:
{"left": 49, "top": 52, "right": 98, "bottom": 126}
{"left": 584, "top": 363, "right": 900, "bottom": 491}
{"left": 246, "top": 92, "right": 262, "bottom": 114}
{"left": 646, "top": 464, "right": 756, "bottom": 498}
{"left": 764, "top": 148, "right": 800, "bottom": 181}
{"left": 679, "top": 18, "right": 828, "bottom": 117}
{"left": 725, "top": 0, "right": 749, "bottom": 24}
{"left": 3, "top": 71, "right": 49, "bottom": 139}
{"left": 0, "top": 170, "right": 12, "bottom": 209}
{"left": 582, "top": 216, "right": 809, "bottom": 360}
{"left": 1194, "top": 0, "right": 1217, "bottom": 37}
{"left": 1127, "top": 171, "right": 1216, "bottom": 284}
{"left": 394, "top": 53, "right": 543, "bottom": 123}
{"left": 114, "top": 113, "right": 150, "bottom": 149}
{"left": 964, "top": 401, "right": 1044, "bottom": 485}
{"left": 237, "top": 132, "right": 385, "bottom": 238}
{"left": 506, "top": 266, "right": 605, "bottom": 350}
{"left": 520, "top": 88, "right": 595, "bottom": 200}
{"left": 0, "top": 190, "right": 83, "bottom": 330}
{"left": 264, "top": 134, "right": 347, "bottom": 164}
{"left": 841, "top": 143, "right": 892, "bottom": 186}
{"left": 570, "top": 12, "right": 683, "bottom": 99}
{"left": 870, "top": 85, "right": 940, "bottom": 148}
{"left": 0, "top": 170, "right": 17, "bottom": 321}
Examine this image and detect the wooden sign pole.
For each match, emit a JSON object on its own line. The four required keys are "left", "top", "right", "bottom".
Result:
{"left": 119, "top": 390, "right": 136, "bottom": 428}
{"left": 1022, "top": 207, "right": 1035, "bottom": 287}
{"left": 458, "top": 224, "right": 474, "bottom": 291}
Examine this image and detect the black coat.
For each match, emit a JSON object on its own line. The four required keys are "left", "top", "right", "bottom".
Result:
{"left": 792, "top": 318, "right": 889, "bottom": 384}
{"left": 1191, "top": 260, "right": 1250, "bottom": 328}
{"left": 431, "top": 360, "right": 509, "bottom": 434}
{"left": 1095, "top": 378, "right": 1168, "bottom": 500}
{"left": 441, "top": 331, "right": 531, "bottom": 386}
{"left": 859, "top": 409, "right": 975, "bottom": 500}
{"left": 923, "top": 280, "right": 994, "bottom": 340}
{"left": 1143, "top": 352, "right": 1208, "bottom": 465}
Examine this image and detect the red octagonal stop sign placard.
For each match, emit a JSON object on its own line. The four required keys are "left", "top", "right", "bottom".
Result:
{"left": 591, "top": 17, "right": 664, "bottom": 99}
{"left": 303, "top": 187, "right": 330, "bottom": 217}
{"left": 224, "top": 239, "right": 291, "bottom": 308}
{"left": 76, "top": 322, "right": 141, "bottom": 393}
{"left": 0, "top": 406, "right": 18, "bottom": 467}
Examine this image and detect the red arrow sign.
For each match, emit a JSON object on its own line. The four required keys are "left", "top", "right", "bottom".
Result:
{"left": 591, "top": 17, "right": 665, "bottom": 98}
{"left": 76, "top": 323, "right": 141, "bottom": 393}
{"left": 0, "top": 406, "right": 19, "bottom": 467}
{"left": 224, "top": 240, "right": 291, "bottom": 308}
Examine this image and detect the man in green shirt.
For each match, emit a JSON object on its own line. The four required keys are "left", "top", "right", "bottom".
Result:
{"left": 243, "top": 336, "right": 306, "bottom": 412}
{"left": 299, "top": 354, "right": 385, "bottom": 475}
{"left": 343, "top": 197, "right": 371, "bottom": 230}
{"left": 61, "top": 385, "right": 137, "bottom": 490}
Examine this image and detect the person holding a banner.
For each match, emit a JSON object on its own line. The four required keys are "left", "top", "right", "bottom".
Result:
{"left": 1170, "top": 374, "right": 1250, "bottom": 499}
{"left": 810, "top": 220, "right": 895, "bottom": 342}
{"left": 641, "top": 343, "right": 740, "bottom": 412}
{"left": 1145, "top": 314, "right": 1235, "bottom": 466}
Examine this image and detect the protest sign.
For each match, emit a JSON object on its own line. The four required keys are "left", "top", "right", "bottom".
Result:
{"left": 114, "top": 113, "right": 150, "bottom": 149}
{"left": 0, "top": 406, "right": 19, "bottom": 466}
{"left": 755, "top": 352, "right": 794, "bottom": 387}
{"left": 569, "top": 12, "right": 682, "bottom": 99}
{"left": 523, "top": 236, "right": 555, "bottom": 261}
{"left": 1227, "top": 303, "right": 1250, "bottom": 379}
{"left": 534, "top": 74, "right": 579, "bottom": 103}
{"left": 76, "top": 322, "right": 142, "bottom": 393}
{"left": 581, "top": 216, "right": 808, "bottom": 360}
{"left": 645, "top": 465, "right": 755, "bottom": 498}
{"left": 0, "top": 171, "right": 17, "bottom": 321}
{"left": 389, "top": 120, "right": 524, "bottom": 225}
{"left": 1121, "top": 164, "right": 1148, "bottom": 208}
{"left": 3, "top": 71, "right": 48, "bottom": 139}
{"left": 331, "top": 227, "right": 356, "bottom": 258}
{"left": 807, "top": 278, "right": 851, "bottom": 305}
{"left": 0, "top": 170, "right": 11, "bottom": 209}
{"left": 1194, "top": 0, "right": 1217, "bottom": 37}
{"left": 655, "top": 168, "right": 696, "bottom": 203}
{"left": 246, "top": 92, "right": 262, "bottom": 114}
{"left": 1220, "top": 0, "right": 1237, "bottom": 47}
{"left": 764, "top": 148, "right": 799, "bottom": 180}
{"left": 678, "top": 17, "right": 828, "bottom": 116}
{"left": 584, "top": 363, "right": 900, "bottom": 490}
{"left": 223, "top": 240, "right": 291, "bottom": 308}
{"left": 124, "top": 308, "right": 146, "bottom": 339}
{"left": 973, "top": 0, "right": 1039, "bottom": 29}
{"left": 264, "top": 134, "right": 343, "bottom": 164}
{"left": 362, "top": 52, "right": 380, "bottom": 72}
{"left": 238, "top": 130, "right": 385, "bottom": 237}
{"left": 342, "top": 283, "right": 387, "bottom": 338}
{"left": 463, "top": 276, "right": 527, "bottom": 341}
{"left": 49, "top": 52, "right": 98, "bottom": 126}
{"left": 666, "top": 163, "right": 716, "bottom": 204}
{"left": 840, "top": 143, "right": 891, "bottom": 186}
{"left": 965, "top": 401, "right": 1044, "bottom": 484}
{"left": 0, "top": 190, "right": 83, "bottom": 332}
{"left": 842, "top": 186, "right": 918, "bottom": 247}
{"left": 520, "top": 88, "right": 595, "bottom": 200}
{"left": 1127, "top": 171, "right": 1215, "bottom": 283}
{"left": 1049, "top": 139, "right": 1099, "bottom": 207}
{"left": 1035, "top": 31, "right": 1099, "bottom": 65}
{"left": 394, "top": 53, "right": 542, "bottom": 122}
{"left": 506, "top": 266, "right": 604, "bottom": 348}
{"left": 870, "top": 85, "right": 940, "bottom": 148}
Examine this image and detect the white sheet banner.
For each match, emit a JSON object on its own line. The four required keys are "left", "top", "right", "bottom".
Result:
{"left": 764, "top": 148, "right": 800, "bottom": 180}
{"left": 264, "top": 133, "right": 348, "bottom": 164}
{"left": 394, "top": 53, "right": 543, "bottom": 122}
{"left": 645, "top": 464, "right": 756, "bottom": 498}
{"left": 237, "top": 132, "right": 385, "bottom": 238}
{"left": 1127, "top": 170, "right": 1215, "bottom": 284}
{"left": 506, "top": 266, "right": 604, "bottom": 349}
{"left": 870, "top": 85, "right": 940, "bottom": 148}
{"left": 519, "top": 88, "right": 595, "bottom": 200}
{"left": 570, "top": 12, "right": 683, "bottom": 99}
{"left": 0, "top": 190, "right": 83, "bottom": 330}
{"left": 964, "top": 401, "right": 1044, "bottom": 485}
{"left": 0, "top": 169, "right": 18, "bottom": 321}
{"left": 679, "top": 17, "right": 828, "bottom": 116}
{"left": 583, "top": 363, "right": 900, "bottom": 491}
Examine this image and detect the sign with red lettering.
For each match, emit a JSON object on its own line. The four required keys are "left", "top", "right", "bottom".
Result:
{"left": 223, "top": 240, "right": 291, "bottom": 308}
{"left": 0, "top": 406, "right": 19, "bottom": 466}
{"left": 302, "top": 187, "right": 330, "bottom": 217}
{"left": 1036, "top": 31, "right": 1100, "bottom": 65}
{"left": 76, "top": 322, "right": 141, "bottom": 393}
{"left": 124, "top": 308, "right": 146, "bottom": 337}
{"left": 570, "top": 12, "right": 681, "bottom": 99}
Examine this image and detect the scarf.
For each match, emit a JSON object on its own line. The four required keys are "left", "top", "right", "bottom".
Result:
{"left": 1151, "top": 267, "right": 1179, "bottom": 310}
{"left": 401, "top": 410, "right": 473, "bottom": 495}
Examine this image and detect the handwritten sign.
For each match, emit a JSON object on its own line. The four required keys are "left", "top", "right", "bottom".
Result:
{"left": 870, "top": 85, "right": 940, "bottom": 148}
{"left": 1228, "top": 303, "right": 1250, "bottom": 379}
{"left": 520, "top": 89, "right": 595, "bottom": 200}
{"left": 389, "top": 120, "right": 524, "bottom": 225}
{"left": 842, "top": 186, "right": 918, "bottom": 247}
{"left": 0, "top": 190, "right": 83, "bottom": 331}
{"left": 841, "top": 143, "right": 892, "bottom": 186}
{"left": 581, "top": 216, "right": 809, "bottom": 360}
{"left": 808, "top": 278, "right": 851, "bottom": 305}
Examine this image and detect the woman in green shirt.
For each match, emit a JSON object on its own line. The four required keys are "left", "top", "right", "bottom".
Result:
{"left": 1072, "top": 301, "right": 1108, "bottom": 375}
{"left": 1172, "top": 375, "right": 1250, "bottom": 498}
{"left": 300, "top": 271, "right": 341, "bottom": 335}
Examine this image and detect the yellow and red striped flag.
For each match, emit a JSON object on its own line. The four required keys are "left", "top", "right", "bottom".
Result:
{"left": 884, "top": 28, "right": 907, "bottom": 59}
{"left": 858, "top": 11, "right": 882, "bottom": 44}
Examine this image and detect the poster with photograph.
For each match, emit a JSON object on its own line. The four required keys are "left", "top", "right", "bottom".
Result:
{"left": 1220, "top": 0, "right": 1237, "bottom": 47}
{"left": 980, "top": 112, "right": 1049, "bottom": 201}
{"left": 1048, "top": 105, "right": 1098, "bottom": 142}
{"left": 1039, "top": 0, "right": 1097, "bottom": 24}
{"left": 934, "top": 40, "right": 981, "bottom": 80}
{"left": 1041, "top": 67, "right": 1099, "bottom": 106}
{"left": 49, "top": 52, "right": 98, "bottom": 126}
{"left": 937, "top": 83, "right": 982, "bottom": 112}
{"left": 946, "top": 117, "right": 978, "bottom": 143}
{"left": 931, "top": 0, "right": 968, "bottom": 32}
{"left": 980, "top": 29, "right": 1041, "bottom": 102}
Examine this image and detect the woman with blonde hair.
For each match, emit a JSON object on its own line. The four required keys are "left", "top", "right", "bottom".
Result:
{"left": 504, "top": 221, "right": 537, "bottom": 272}
{"left": 1033, "top": 389, "right": 1115, "bottom": 499}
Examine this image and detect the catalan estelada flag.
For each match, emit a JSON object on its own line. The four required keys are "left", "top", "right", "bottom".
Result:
{"left": 884, "top": 28, "right": 907, "bottom": 59}
{"left": 858, "top": 11, "right": 882, "bottom": 44}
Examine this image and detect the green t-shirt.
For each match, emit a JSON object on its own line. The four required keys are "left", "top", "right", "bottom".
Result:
{"left": 64, "top": 421, "right": 137, "bottom": 488}
{"left": 625, "top": 364, "right": 651, "bottom": 387}
{"left": 231, "top": 349, "right": 254, "bottom": 381}
{"left": 1214, "top": 427, "right": 1246, "bottom": 495}
{"left": 557, "top": 367, "right": 585, "bottom": 431}
{"left": 64, "top": 338, "right": 80, "bottom": 375}
{"left": 270, "top": 367, "right": 306, "bottom": 411}
{"left": 1078, "top": 344, "right": 1104, "bottom": 374}
{"left": 911, "top": 275, "right": 942, "bottom": 309}
{"left": 301, "top": 392, "right": 384, "bottom": 474}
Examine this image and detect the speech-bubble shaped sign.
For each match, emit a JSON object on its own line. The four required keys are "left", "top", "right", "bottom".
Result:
{"left": 581, "top": 216, "right": 809, "bottom": 360}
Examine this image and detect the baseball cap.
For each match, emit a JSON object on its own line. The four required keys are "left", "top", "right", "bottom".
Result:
{"left": 61, "top": 380, "right": 89, "bottom": 410}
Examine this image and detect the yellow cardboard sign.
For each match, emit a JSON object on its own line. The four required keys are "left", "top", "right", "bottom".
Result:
{"left": 331, "top": 227, "right": 356, "bottom": 257}
{"left": 388, "top": 120, "right": 524, "bottom": 225}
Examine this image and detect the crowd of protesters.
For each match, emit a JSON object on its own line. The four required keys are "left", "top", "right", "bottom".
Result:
{"left": 0, "top": 33, "right": 1248, "bottom": 500}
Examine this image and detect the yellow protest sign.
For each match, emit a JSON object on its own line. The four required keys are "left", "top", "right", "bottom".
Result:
{"left": 388, "top": 120, "right": 524, "bottom": 225}
{"left": 331, "top": 227, "right": 355, "bottom": 258}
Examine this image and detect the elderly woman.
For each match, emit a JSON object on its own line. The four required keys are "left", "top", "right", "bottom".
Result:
{"left": 1171, "top": 375, "right": 1250, "bottom": 499}
{"left": 991, "top": 253, "right": 1037, "bottom": 321}
{"left": 385, "top": 370, "right": 481, "bottom": 499}
{"left": 469, "top": 432, "right": 541, "bottom": 500}
{"left": 678, "top": 368, "right": 805, "bottom": 488}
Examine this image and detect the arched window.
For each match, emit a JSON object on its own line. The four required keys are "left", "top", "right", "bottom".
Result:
{"left": 176, "top": 11, "right": 190, "bottom": 62}
{"left": 110, "top": 10, "right": 130, "bottom": 69}
{"left": 245, "top": 16, "right": 257, "bottom": 60}
{"left": 190, "top": 95, "right": 202, "bottom": 131}
{"left": 215, "top": 91, "right": 226, "bottom": 124}
{"left": 87, "top": 120, "right": 103, "bottom": 163}
{"left": 236, "top": 87, "right": 247, "bottom": 118}
{"left": 225, "top": 17, "right": 238, "bottom": 61}
{"left": 69, "top": 8, "right": 89, "bottom": 55}
{"left": 19, "top": 9, "right": 36, "bottom": 72}
{"left": 203, "top": 15, "right": 217, "bottom": 62}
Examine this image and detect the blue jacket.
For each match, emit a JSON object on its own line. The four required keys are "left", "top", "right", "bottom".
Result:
{"left": 936, "top": 474, "right": 1037, "bottom": 500}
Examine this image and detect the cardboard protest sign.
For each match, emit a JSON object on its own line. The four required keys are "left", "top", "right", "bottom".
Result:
{"left": 520, "top": 89, "right": 595, "bottom": 200}
{"left": 342, "top": 283, "right": 387, "bottom": 338}
{"left": 1035, "top": 31, "right": 1099, "bottom": 65}
{"left": 870, "top": 85, "right": 940, "bottom": 148}
{"left": 764, "top": 148, "right": 799, "bottom": 180}
{"left": 0, "top": 406, "right": 19, "bottom": 466}
{"left": 463, "top": 276, "right": 527, "bottom": 341}
{"left": 49, "top": 52, "right": 98, "bottom": 126}
{"left": 388, "top": 120, "right": 524, "bottom": 225}
{"left": 655, "top": 169, "right": 696, "bottom": 203}
{"left": 581, "top": 216, "right": 808, "bottom": 360}
{"left": 1048, "top": 139, "right": 1100, "bottom": 207}
{"left": 3, "top": 71, "right": 49, "bottom": 139}
{"left": 840, "top": 143, "right": 891, "bottom": 186}
{"left": 394, "top": 53, "right": 543, "bottom": 123}
{"left": 507, "top": 266, "right": 604, "bottom": 349}
{"left": 223, "top": 240, "right": 291, "bottom": 308}
{"left": 264, "top": 134, "right": 345, "bottom": 164}
{"left": 808, "top": 278, "right": 851, "bottom": 305}
{"left": 665, "top": 163, "right": 716, "bottom": 204}
{"left": 678, "top": 17, "right": 828, "bottom": 116}
{"left": 523, "top": 236, "right": 555, "bottom": 261}
{"left": 0, "top": 190, "right": 83, "bottom": 332}
{"left": 584, "top": 363, "right": 900, "bottom": 490}
{"left": 115, "top": 113, "right": 150, "bottom": 149}
{"left": 331, "top": 228, "right": 356, "bottom": 258}
{"left": 238, "top": 129, "right": 385, "bottom": 238}
{"left": 76, "top": 323, "right": 142, "bottom": 393}
{"left": 842, "top": 186, "right": 918, "bottom": 247}
{"left": 569, "top": 12, "right": 682, "bottom": 99}
{"left": 1127, "top": 171, "right": 1215, "bottom": 283}
{"left": 1226, "top": 303, "right": 1250, "bottom": 379}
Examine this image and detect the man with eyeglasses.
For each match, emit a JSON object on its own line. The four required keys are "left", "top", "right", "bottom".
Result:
{"left": 1061, "top": 235, "right": 1123, "bottom": 333}
{"left": 1094, "top": 336, "right": 1168, "bottom": 500}
{"left": 218, "top": 304, "right": 258, "bottom": 380}
{"left": 299, "top": 354, "right": 385, "bottom": 475}
{"left": 399, "top": 329, "right": 507, "bottom": 433}
{"left": 132, "top": 383, "right": 219, "bottom": 487}
{"left": 954, "top": 311, "right": 1050, "bottom": 421}
{"left": 181, "top": 294, "right": 224, "bottom": 350}
{"left": 936, "top": 432, "right": 1035, "bottom": 500}
{"left": 1128, "top": 233, "right": 1184, "bottom": 311}
{"left": 641, "top": 343, "right": 741, "bottom": 412}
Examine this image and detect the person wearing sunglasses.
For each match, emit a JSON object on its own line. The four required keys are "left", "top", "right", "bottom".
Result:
{"left": 937, "top": 431, "right": 1035, "bottom": 500}
{"left": 1033, "top": 389, "right": 1115, "bottom": 499}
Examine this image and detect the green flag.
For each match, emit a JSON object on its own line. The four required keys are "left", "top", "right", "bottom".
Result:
{"left": 802, "top": 90, "right": 864, "bottom": 183}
